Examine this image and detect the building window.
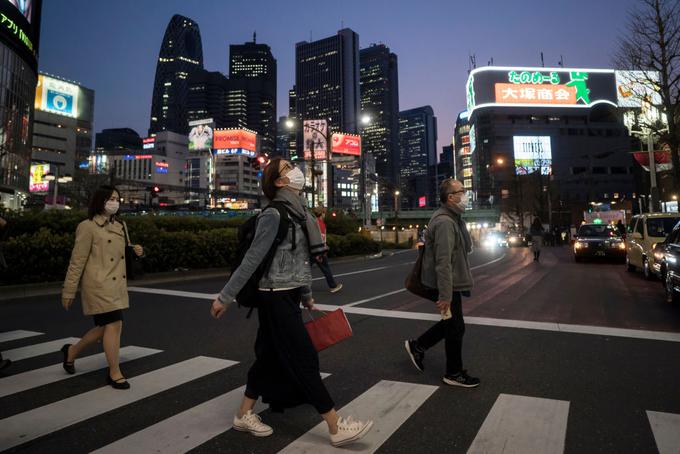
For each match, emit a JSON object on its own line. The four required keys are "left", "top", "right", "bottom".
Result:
{"left": 572, "top": 167, "right": 587, "bottom": 175}
{"left": 611, "top": 166, "right": 627, "bottom": 174}
{"left": 592, "top": 167, "right": 607, "bottom": 174}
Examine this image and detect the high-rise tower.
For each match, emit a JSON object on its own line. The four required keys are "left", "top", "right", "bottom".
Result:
{"left": 149, "top": 15, "right": 203, "bottom": 136}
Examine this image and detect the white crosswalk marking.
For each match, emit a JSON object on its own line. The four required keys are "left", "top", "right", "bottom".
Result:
{"left": 0, "top": 356, "right": 237, "bottom": 451}
{"left": 647, "top": 410, "right": 680, "bottom": 454}
{"left": 3, "top": 337, "right": 80, "bottom": 361}
{"left": 0, "top": 330, "right": 43, "bottom": 343}
{"left": 0, "top": 346, "right": 162, "bottom": 398}
{"left": 92, "top": 373, "right": 331, "bottom": 454}
{"left": 467, "top": 394, "right": 570, "bottom": 454}
{"left": 279, "top": 380, "right": 438, "bottom": 453}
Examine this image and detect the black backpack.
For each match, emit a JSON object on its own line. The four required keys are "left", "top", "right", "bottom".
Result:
{"left": 232, "top": 201, "right": 291, "bottom": 315}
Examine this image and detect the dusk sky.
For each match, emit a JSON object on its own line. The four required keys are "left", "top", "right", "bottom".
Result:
{"left": 40, "top": 0, "right": 638, "bottom": 152}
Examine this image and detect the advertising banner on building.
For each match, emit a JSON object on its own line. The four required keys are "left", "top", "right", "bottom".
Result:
{"left": 35, "top": 74, "right": 80, "bottom": 118}
{"left": 188, "top": 118, "right": 214, "bottom": 151}
{"left": 213, "top": 129, "right": 257, "bottom": 157}
{"left": 0, "top": 0, "right": 41, "bottom": 71}
{"left": 331, "top": 133, "right": 361, "bottom": 156}
{"left": 633, "top": 151, "right": 673, "bottom": 172}
{"left": 466, "top": 67, "right": 618, "bottom": 116}
{"left": 513, "top": 136, "right": 552, "bottom": 175}
{"left": 29, "top": 163, "right": 49, "bottom": 192}
{"left": 303, "top": 119, "right": 328, "bottom": 160}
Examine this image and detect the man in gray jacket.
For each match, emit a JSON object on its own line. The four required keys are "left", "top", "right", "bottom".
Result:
{"left": 404, "top": 178, "right": 480, "bottom": 387}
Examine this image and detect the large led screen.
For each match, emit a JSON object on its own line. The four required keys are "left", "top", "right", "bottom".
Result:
{"left": 188, "top": 119, "right": 214, "bottom": 151}
{"left": 513, "top": 136, "right": 552, "bottom": 176}
{"left": 35, "top": 74, "right": 80, "bottom": 118}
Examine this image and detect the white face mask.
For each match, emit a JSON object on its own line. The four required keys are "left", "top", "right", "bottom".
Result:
{"left": 104, "top": 200, "right": 120, "bottom": 216}
{"left": 453, "top": 192, "right": 468, "bottom": 211}
{"left": 285, "top": 167, "right": 305, "bottom": 191}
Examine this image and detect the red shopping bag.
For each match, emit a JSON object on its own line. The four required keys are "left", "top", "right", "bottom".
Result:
{"left": 304, "top": 309, "right": 353, "bottom": 352}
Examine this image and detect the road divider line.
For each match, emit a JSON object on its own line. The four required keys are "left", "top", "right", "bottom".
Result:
{"left": 279, "top": 380, "right": 437, "bottom": 454}
{"left": 0, "top": 356, "right": 237, "bottom": 451}
{"left": 128, "top": 287, "right": 217, "bottom": 299}
{"left": 127, "top": 287, "right": 680, "bottom": 342}
{"left": 0, "top": 330, "right": 43, "bottom": 343}
{"left": 646, "top": 410, "right": 680, "bottom": 454}
{"left": 0, "top": 346, "right": 162, "bottom": 398}
{"left": 467, "top": 393, "right": 569, "bottom": 454}
{"left": 3, "top": 337, "right": 80, "bottom": 362}
{"left": 92, "top": 373, "right": 330, "bottom": 454}
{"left": 313, "top": 263, "right": 412, "bottom": 281}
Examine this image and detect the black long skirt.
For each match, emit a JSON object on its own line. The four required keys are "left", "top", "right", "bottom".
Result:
{"left": 245, "top": 288, "right": 334, "bottom": 414}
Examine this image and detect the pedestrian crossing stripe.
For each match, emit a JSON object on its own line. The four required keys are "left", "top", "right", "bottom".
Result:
{"left": 0, "top": 330, "right": 43, "bottom": 343}
{"left": 3, "top": 337, "right": 80, "bottom": 362}
{"left": 0, "top": 356, "right": 237, "bottom": 451}
{"left": 466, "top": 394, "right": 570, "bottom": 454}
{"left": 92, "top": 373, "right": 332, "bottom": 454}
{"left": 0, "top": 346, "right": 162, "bottom": 398}
{"left": 647, "top": 410, "right": 680, "bottom": 454}
{"left": 279, "top": 380, "right": 438, "bottom": 454}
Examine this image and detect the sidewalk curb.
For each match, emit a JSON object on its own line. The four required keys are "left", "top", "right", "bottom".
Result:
{"left": 0, "top": 251, "right": 390, "bottom": 301}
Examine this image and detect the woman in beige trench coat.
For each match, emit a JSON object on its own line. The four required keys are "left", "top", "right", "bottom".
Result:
{"left": 61, "top": 186, "right": 143, "bottom": 389}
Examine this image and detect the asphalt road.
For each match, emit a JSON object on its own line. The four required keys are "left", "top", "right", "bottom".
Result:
{"left": 1, "top": 245, "right": 679, "bottom": 453}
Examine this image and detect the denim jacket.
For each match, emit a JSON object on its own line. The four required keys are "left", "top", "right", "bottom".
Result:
{"left": 218, "top": 208, "right": 312, "bottom": 305}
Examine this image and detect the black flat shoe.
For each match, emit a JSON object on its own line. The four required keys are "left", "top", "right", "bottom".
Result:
{"left": 0, "top": 358, "right": 11, "bottom": 371}
{"left": 107, "top": 375, "right": 130, "bottom": 390}
{"left": 60, "top": 344, "right": 75, "bottom": 374}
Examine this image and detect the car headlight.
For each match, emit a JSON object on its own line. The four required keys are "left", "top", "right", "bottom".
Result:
{"left": 617, "top": 242, "right": 626, "bottom": 250}
{"left": 654, "top": 250, "right": 665, "bottom": 260}
{"left": 574, "top": 241, "right": 585, "bottom": 249}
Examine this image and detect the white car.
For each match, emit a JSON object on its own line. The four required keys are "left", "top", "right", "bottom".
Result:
{"left": 626, "top": 213, "right": 680, "bottom": 279}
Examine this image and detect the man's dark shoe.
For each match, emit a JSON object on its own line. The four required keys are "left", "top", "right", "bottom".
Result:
{"left": 0, "top": 358, "right": 11, "bottom": 371}
{"left": 404, "top": 340, "right": 425, "bottom": 372}
{"left": 443, "top": 370, "right": 480, "bottom": 388}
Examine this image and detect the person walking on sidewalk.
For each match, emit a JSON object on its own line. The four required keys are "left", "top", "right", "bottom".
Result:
{"left": 61, "top": 186, "right": 144, "bottom": 390}
{"left": 404, "top": 178, "right": 480, "bottom": 388}
{"left": 313, "top": 207, "right": 342, "bottom": 293}
{"left": 530, "top": 217, "right": 544, "bottom": 262}
{"left": 210, "top": 158, "right": 373, "bottom": 447}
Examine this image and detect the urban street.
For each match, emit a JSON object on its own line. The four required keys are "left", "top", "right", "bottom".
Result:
{"left": 1, "top": 246, "right": 679, "bottom": 453}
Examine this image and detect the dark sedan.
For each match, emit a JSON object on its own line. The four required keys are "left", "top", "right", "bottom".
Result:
{"left": 573, "top": 224, "right": 626, "bottom": 262}
{"left": 655, "top": 221, "right": 680, "bottom": 304}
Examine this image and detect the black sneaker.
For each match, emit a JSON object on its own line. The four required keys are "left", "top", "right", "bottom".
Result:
{"left": 0, "top": 358, "right": 11, "bottom": 372}
{"left": 404, "top": 340, "right": 425, "bottom": 372}
{"left": 443, "top": 370, "right": 480, "bottom": 388}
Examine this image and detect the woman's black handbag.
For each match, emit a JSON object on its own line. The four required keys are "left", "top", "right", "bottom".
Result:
{"left": 122, "top": 222, "right": 144, "bottom": 280}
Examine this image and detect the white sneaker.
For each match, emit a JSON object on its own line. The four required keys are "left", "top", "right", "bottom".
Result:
{"left": 233, "top": 410, "right": 273, "bottom": 437}
{"left": 330, "top": 283, "right": 343, "bottom": 293}
{"left": 330, "top": 415, "right": 374, "bottom": 447}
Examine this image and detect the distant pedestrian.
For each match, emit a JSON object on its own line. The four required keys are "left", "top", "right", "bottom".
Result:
{"left": 404, "top": 178, "right": 480, "bottom": 388}
{"left": 313, "top": 207, "right": 342, "bottom": 293}
{"left": 616, "top": 220, "right": 626, "bottom": 238}
{"left": 530, "top": 217, "right": 544, "bottom": 262}
{"left": 210, "top": 158, "right": 373, "bottom": 447}
{"left": 61, "top": 186, "right": 144, "bottom": 390}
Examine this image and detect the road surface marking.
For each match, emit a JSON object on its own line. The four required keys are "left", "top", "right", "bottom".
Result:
{"left": 128, "top": 287, "right": 218, "bottom": 299}
{"left": 0, "top": 356, "right": 236, "bottom": 451}
{"left": 647, "top": 410, "right": 680, "bottom": 454}
{"left": 0, "top": 330, "right": 43, "bottom": 343}
{"left": 313, "top": 264, "right": 412, "bottom": 281}
{"left": 127, "top": 286, "right": 680, "bottom": 343}
{"left": 92, "top": 373, "right": 330, "bottom": 454}
{"left": 467, "top": 394, "right": 569, "bottom": 454}
{"left": 279, "top": 380, "right": 437, "bottom": 453}
{"left": 336, "top": 254, "right": 507, "bottom": 307}
{"left": 0, "top": 346, "right": 162, "bottom": 398}
{"left": 3, "top": 337, "right": 80, "bottom": 362}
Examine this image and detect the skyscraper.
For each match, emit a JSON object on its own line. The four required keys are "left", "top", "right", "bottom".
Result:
{"left": 186, "top": 70, "right": 230, "bottom": 126}
{"left": 295, "top": 28, "right": 360, "bottom": 208}
{"left": 399, "top": 106, "right": 438, "bottom": 208}
{"left": 229, "top": 38, "right": 276, "bottom": 155}
{"left": 295, "top": 29, "right": 360, "bottom": 135}
{"left": 360, "top": 44, "right": 399, "bottom": 184}
{"left": 149, "top": 15, "right": 203, "bottom": 136}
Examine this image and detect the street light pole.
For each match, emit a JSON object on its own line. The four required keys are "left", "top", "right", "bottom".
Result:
{"left": 647, "top": 132, "right": 658, "bottom": 213}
